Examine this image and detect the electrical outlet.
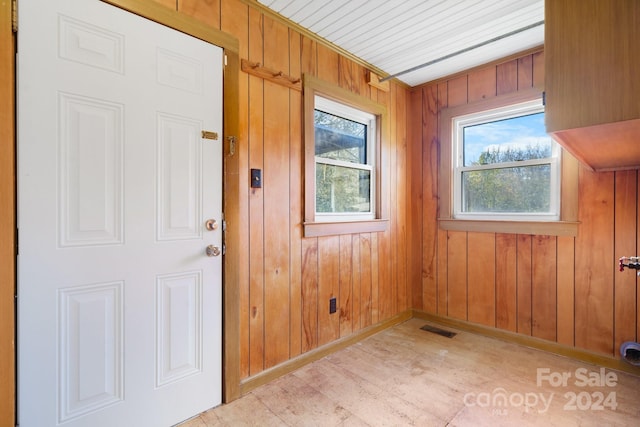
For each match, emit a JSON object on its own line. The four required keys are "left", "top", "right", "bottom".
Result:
{"left": 329, "top": 297, "right": 337, "bottom": 314}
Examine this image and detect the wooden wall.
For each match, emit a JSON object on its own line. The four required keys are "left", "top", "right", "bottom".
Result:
{"left": 409, "top": 49, "right": 640, "bottom": 358}
{"left": 162, "top": 0, "right": 411, "bottom": 380}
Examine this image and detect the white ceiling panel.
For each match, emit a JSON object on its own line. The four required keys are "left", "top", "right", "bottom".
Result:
{"left": 257, "top": 0, "right": 545, "bottom": 87}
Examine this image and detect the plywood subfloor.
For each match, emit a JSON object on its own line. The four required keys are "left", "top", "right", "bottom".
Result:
{"left": 180, "top": 319, "right": 640, "bottom": 426}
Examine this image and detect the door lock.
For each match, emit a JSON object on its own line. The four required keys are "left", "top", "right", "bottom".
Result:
{"left": 206, "top": 245, "right": 221, "bottom": 257}
{"left": 205, "top": 219, "right": 218, "bottom": 231}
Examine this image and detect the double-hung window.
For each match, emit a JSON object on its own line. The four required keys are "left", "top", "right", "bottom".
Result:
{"left": 439, "top": 90, "right": 579, "bottom": 236}
{"left": 453, "top": 99, "right": 560, "bottom": 221}
{"left": 314, "top": 96, "right": 375, "bottom": 222}
{"left": 303, "top": 75, "right": 388, "bottom": 237}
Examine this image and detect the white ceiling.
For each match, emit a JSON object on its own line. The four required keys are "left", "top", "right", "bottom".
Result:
{"left": 257, "top": 0, "right": 545, "bottom": 87}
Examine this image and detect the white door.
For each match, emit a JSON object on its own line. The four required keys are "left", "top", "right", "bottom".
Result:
{"left": 17, "top": 1, "right": 223, "bottom": 426}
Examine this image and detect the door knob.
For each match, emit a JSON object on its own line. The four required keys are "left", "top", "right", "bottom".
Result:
{"left": 206, "top": 245, "right": 221, "bottom": 257}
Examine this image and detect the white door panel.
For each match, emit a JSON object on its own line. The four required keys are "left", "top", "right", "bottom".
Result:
{"left": 17, "top": 1, "right": 223, "bottom": 426}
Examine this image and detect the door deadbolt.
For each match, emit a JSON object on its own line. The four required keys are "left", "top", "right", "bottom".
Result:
{"left": 205, "top": 219, "right": 218, "bottom": 231}
{"left": 206, "top": 245, "right": 221, "bottom": 257}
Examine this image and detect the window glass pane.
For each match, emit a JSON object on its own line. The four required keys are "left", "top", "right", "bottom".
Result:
{"left": 315, "top": 109, "right": 366, "bottom": 164}
{"left": 316, "top": 163, "right": 371, "bottom": 213}
{"left": 463, "top": 112, "right": 552, "bottom": 167}
{"left": 462, "top": 164, "right": 551, "bottom": 213}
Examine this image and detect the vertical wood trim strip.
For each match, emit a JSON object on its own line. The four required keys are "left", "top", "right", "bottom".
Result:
{"left": 556, "top": 236, "right": 575, "bottom": 347}
{"left": 221, "top": 48, "right": 242, "bottom": 401}
{"left": 339, "top": 235, "right": 353, "bottom": 337}
{"left": 495, "top": 234, "right": 517, "bottom": 332}
{"left": 496, "top": 59, "right": 517, "bottom": 95}
{"left": 221, "top": 0, "right": 249, "bottom": 392}
{"left": 352, "top": 235, "right": 361, "bottom": 331}
{"left": 262, "top": 15, "right": 291, "bottom": 370}
{"left": 301, "top": 238, "right": 318, "bottom": 352}
{"left": 422, "top": 85, "right": 439, "bottom": 312}
{"left": 408, "top": 89, "right": 423, "bottom": 311}
{"left": 531, "top": 235, "right": 557, "bottom": 341}
{"left": 447, "top": 231, "right": 468, "bottom": 320}
{"left": 517, "top": 235, "right": 533, "bottom": 335}
{"left": 288, "top": 29, "right": 303, "bottom": 359}
{"left": 466, "top": 232, "right": 496, "bottom": 327}
{"left": 247, "top": 7, "right": 265, "bottom": 376}
{"left": 0, "top": 1, "right": 15, "bottom": 423}
{"left": 516, "top": 54, "right": 533, "bottom": 90}
{"left": 360, "top": 233, "right": 373, "bottom": 328}
{"left": 395, "top": 84, "right": 408, "bottom": 313}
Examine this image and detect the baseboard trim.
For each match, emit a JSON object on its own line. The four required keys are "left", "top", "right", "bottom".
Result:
{"left": 239, "top": 310, "right": 413, "bottom": 395}
{"left": 412, "top": 310, "right": 640, "bottom": 377}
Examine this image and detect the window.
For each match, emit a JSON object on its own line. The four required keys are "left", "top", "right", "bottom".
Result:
{"left": 303, "top": 75, "right": 388, "bottom": 237}
{"left": 439, "top": 90, "right": 579, "bottom": 236}
{"left": 314, "top": 96, "right": 375, "bottom": 221}
{"left": 452, "top": 99, "right": 559, "bottom": 221}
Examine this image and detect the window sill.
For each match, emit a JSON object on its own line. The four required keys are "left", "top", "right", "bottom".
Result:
{"left": 438, "top": 218, "right": 579, "bottom": 237}
{"left": 304, "top": 219, "right": 389, "bottom": 237}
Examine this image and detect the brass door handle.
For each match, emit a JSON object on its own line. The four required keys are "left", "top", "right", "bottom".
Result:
{"left": 206, "top": 245, "right": 221, "bottom": 257}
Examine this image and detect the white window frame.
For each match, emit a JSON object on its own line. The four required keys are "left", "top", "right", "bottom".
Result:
{"left": 314, "top": 95, "right": 376, "bottom": 222}
{"left": 452, "top": 99, "right": 561, "bottom": 222}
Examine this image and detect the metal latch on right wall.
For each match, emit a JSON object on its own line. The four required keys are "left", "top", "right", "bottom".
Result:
{"left": 12, "top": 0, "right": 18, "bottom": 32}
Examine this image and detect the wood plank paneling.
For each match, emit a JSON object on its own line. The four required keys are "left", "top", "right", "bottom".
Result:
{"left": 408, "top": 89, "right": 423, "bottom": 311}
{"left": 517, "top": 54, "right": 533, "bottom": 90}
{"left": 395, "top": 84, "right": 408, "bottom": 314}
{"left": 247, "top": 7, "right": 265, "bottom": 376}
{"left": 288, "top": 29, "right": 303, "bottom": 359}
{"left": 152, "top": 0, "right": 177, "bottom": 9}
{"left": 516, "top": 235, "right": 532, "bottom": 335}
{"left": 374, "top": 84, "right": 390, "bottom": 325}
{"left": 422, "top": 85, "right": 439, "bottom": 313}
{"left": 556, "top": 236, "right": 575, "bottom": 346}
{"left": 447, "top": 231, "right": 467, "bottom": 320}
{"left": 435, "top": 83, "right": 449, "bottom": 317}
{"left": 263, "top": 16, "right": 291, "bottom": 369}
{"left": 614, "top": 171, "right": 637, "bottom": 352}
{"left": 531, "top": 235, "right": 557, "bottom": 341}
{"left": 385, "top": 82, "right": 398, "bottom": 322}
{"left": 497, "top": 59, "right": 517, "bottom": 95}
{"left": 318, "top": 236, "right": 340, "bottom": 346}
{"left": 467, "top": 66, "right": 496, "bottom": 102}
{"left": 495, "top": 234, "right": 517, "bottom": 332}
{"left": 576, "top": 169, "right": 615, "bottom": 355}
{"left": 178, "top": 0, "right": 221, "bottom": 28}
{"left": 532, "top": 51, "right": 544, "bottom": 89}
{"left": 317, "top": 44, "right": 339, "bottom": 85}
{"left": 437, "top": 229, "right": 448, "bottom": 315}
{"left": 359, "top": 234, "right": 373, "bottom": 328}
{"left": 339, "top": 235, "right": 354, "bottom": 337}
{"left": 466, "top": 232, "right": 495, "bottom": 327}
{"left": 352, "top": 234, "right": 362, "bottom": 332}
{"left": 371, "top": 233, "right": 380, "bottom": 324}
{"left": 301, "top": 238, "right": 318, "bottom": 353}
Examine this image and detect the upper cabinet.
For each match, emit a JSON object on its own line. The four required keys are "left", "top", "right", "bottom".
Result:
{"left": 545, "top": 0, "right": 640, "bottom": 171}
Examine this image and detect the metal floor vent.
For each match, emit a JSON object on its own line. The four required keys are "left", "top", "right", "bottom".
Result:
{"left": 420, "top": 324, "right": 457, "bottom": 338}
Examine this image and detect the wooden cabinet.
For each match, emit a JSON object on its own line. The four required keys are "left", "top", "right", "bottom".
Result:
{"left": 545, "top": 0, "right": 640, "bottom": 171}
